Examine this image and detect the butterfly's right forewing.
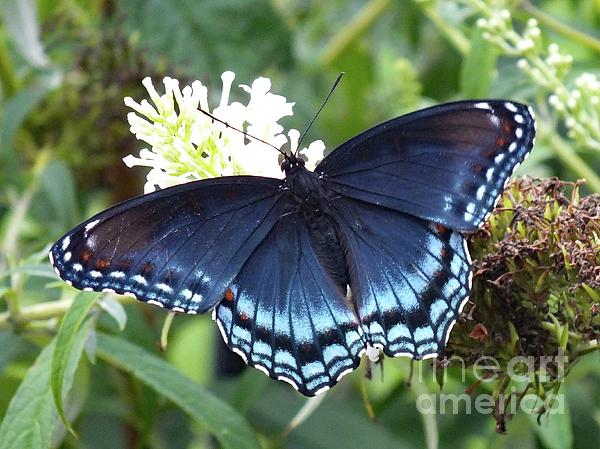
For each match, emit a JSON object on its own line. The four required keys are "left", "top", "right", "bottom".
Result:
{"left": 50, "top": 177, "right": 285, "bottom": 314}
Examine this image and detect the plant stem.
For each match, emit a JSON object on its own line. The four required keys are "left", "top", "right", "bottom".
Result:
{"left": 412, "top": 380, "right": 439, "bottom": 449}
{"left": 320, "top": 0, "right": 391, "bottom": 66}
{"left": 575, "top": 342, "right": 600, "bottom": 357}
{"left": 1, "top": 150, "right": 51, "bottom": 322}
{"left": 0, "top": 295, "right": 135, "bottom": 331}
{"left": 0, "top": 298, "right": 74, "bottom": 330}
{"left": 418, "top": 1, "right": 470, "bottom": 55}
{"left": 0, "top": 34, "right": 19, "bottom": 97}
{"left": 519, "top": 0, "right": 600, "bottom": 54}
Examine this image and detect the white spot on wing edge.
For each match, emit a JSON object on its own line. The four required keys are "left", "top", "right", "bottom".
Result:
{"left": 147, "top": 299, "right": 164, "bottom": 308}
{"left": 124, "top": 292, "right": 137, "bottom": 299}
{"left": 64, "top": 252, "right": 72, "bottom": 262}
{"left": 255, "top": 364, "right": 270, "bottom": 376}
{"left": 335, "top": 367, "right": 355, "bottom": 382}
{"left": 232, "top": 347, "right": 248, "bottom": 363}
{"left": 61, "top": 236, "right": 71, "bottom": 251}
{"left": 84, "top": 219, "right": 100, "bottom": 235}
{"left": 312, "top": 385, "right": 330, "bottom": 396}
{"left": 213, "top": 309, "right": 230, "bottom": 345}
{"left": 48, "top": 251, "right": 55, "bottom": 266}
{"left": 89, "top": 270, "right": 102, "bottom": 278}
{"left": 277, "top": 375, "right": 300, "bottom": 391}
{"left": 504, "top": 102, "right": 518, "bottom": 112}
{"left": 474, "top": 102, "right": 491, "bottom": 110}
{"left": 172, "top": 306, "right": 184, "bottom": 313}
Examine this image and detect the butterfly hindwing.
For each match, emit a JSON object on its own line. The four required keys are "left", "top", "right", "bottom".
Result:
{"left": 214, "top": 211, "right": 365, "bottom": 396}
{"left": 332, "top": 197, "right": 471, "bottom": 358}
{"left": 50, "top": 177, "right": 284, "bottom": 314}
{"left": 316, "top": 100, "right": 535, "bottom": 231}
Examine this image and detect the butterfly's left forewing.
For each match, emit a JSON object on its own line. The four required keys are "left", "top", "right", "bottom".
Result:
{"left": 50, "top": 177, "right": 285, "bottom": 314}
{"left": 316, "top": 100, "right": 535, "bottom": 231}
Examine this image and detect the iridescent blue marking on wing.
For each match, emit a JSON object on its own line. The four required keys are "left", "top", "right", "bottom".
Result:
{"left": 214, "top": 212, "right": 365, "bottom": 396}
{"left": 332, "top": 197, "right": 470, "bottom": 358}
{"left": 317, "top": 100, "right": 536, "bottom": 231}
{"left": 50, "top": 177, "right": 284, "bottom": 313}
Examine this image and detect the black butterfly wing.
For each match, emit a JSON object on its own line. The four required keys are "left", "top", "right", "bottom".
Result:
{"left": 50, "top": 177, "right": 285, "bottom": 314}
{"left": 331, "top": 196, "right": 470, "bottom": 358}
{"left": 214, "top": 211, "right": 365, "bottom": 396}
{"left": 316, "top": 100, "right": 536, "bottom": 231}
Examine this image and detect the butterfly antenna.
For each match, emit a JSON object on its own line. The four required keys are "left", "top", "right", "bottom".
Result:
{"left": 197, "top": 108, "right": 285, "bottom": 155}
{"left": 296, "top": 72, "right": 344, "bottom": 156}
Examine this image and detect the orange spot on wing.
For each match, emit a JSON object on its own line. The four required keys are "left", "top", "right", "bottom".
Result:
{"left": 81, "top": 248, "right": 93, "bottom": 262}
{"left": 95, "top": 258, "right": 110, "bottom": 270}
{"left": 224, "top": 288, "right": 234, "bottom": 301}
{"left": 240, "top": 312, "right": 249, "bottom": 321}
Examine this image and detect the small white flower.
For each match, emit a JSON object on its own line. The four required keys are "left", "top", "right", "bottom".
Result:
{"left": 124, "top": 72, "right": 325, "bottom": 192}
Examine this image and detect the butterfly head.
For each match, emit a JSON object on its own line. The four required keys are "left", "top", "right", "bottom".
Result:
{"left": 280, "top": 154, "right": 305, "bottom": 174}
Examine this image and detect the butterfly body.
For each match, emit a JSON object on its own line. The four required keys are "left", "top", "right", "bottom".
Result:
{"left": 50, "top": 100, "right": 536, "bottom": 395}
{"left": 282, "top": 156, "right": 350, "bottom": 290}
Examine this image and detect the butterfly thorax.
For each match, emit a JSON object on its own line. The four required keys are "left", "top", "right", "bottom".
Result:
{"left": 283, "top": 157, "right": 349, "bottom": 291}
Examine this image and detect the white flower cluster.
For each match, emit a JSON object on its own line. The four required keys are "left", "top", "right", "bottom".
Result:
{"left": 549, "top": 72, "right": 600, "bottom": 150}
{"left": 476, "top": 10, "right": 541, "bottom": 56}
{"left": 468, "top": 0, "right": 600, "bottom": 150}
{"left": 124, "top": 72, "right": 325, "bottom": 193}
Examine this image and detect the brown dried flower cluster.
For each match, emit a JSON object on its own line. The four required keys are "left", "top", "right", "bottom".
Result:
{"left": 444, "top": 177, "right": 600, "bottom": 431}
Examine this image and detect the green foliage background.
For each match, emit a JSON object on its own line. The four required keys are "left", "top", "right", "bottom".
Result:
{"left": 0, "top": 0, "right": 599, "bottom": 448}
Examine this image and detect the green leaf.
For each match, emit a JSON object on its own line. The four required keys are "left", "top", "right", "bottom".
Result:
{"left": 0, "top": 322, "right": 94, "bottom": 449}
{"left": 96, "top": 333, "right": 260, "bottom": 449}
{"left": 460, "top": 27, "right": 498, "bottom": 98}
{"left": 0, "top": 0, "right": 50, "bottom": 68}
{"left": 529, "top": 397, "right": 573, "bottom": 449}
{"left": 1, "top": 263, "right": 56, "bottom": 280}
{"left": 51, "top": 292, "right": 99, "bottom": 435}
{"left": 122, "top": 0, "right": 291, "bottom": 82}
{"left": 98, "top": 296, "right": 127, "bottom": 331}
{"left": 0, "top": 87, "right": 47, "bottom": 157}
{"left": 0, "top": 331, "right": 21, "bottom": 372}
{"left": 40, "top": 160, "right": 77, "bottom": 228}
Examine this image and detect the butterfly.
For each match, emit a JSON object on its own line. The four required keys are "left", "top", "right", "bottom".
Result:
{"left": 49, "top": 100, "right": 536, "bottom": 396}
